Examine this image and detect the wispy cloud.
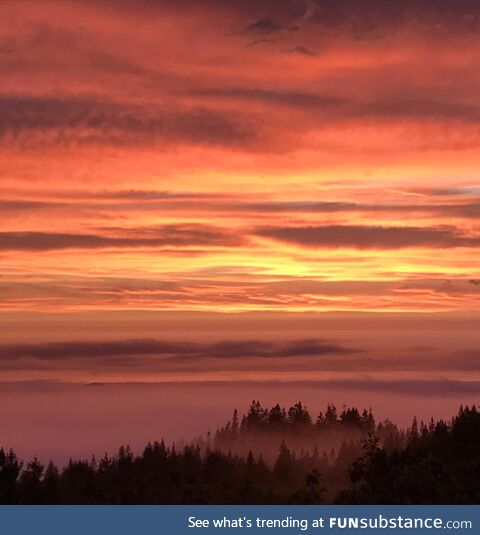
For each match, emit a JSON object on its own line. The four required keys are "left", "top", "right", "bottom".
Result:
{"left": 0, "top": 95, "right": 254, "bottom": 149}
{"left": 256, "top": 225, "right": 480, "bottom": 249}
{"left": 0, "top": 225, "right": 244, "bottom": 251}
{"left": 0, "top": 338, "right": 354, "bottom": 361}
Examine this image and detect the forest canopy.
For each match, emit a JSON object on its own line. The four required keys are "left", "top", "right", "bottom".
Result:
{"left": 1, "top": 402, "right": 479, "bottom": 504}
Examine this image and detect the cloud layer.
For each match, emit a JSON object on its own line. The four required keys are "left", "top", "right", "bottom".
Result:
{"left": 0, "top": 338, "right": 353, "bottom": 361}
{"left": 0, "top": 0, "right": 479, "bottom": 401}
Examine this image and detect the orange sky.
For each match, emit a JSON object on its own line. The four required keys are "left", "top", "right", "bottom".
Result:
{"left": 0, "top": 0, "right": 479, "bottom": 439}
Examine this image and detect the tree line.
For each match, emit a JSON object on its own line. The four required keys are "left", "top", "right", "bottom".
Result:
{"left": 1, "top": 402, "right": 479, "bottom": 504}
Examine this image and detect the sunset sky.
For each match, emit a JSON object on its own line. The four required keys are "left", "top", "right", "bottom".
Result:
{"left": 1, "top": 0, "right": 479, "bottom": 460}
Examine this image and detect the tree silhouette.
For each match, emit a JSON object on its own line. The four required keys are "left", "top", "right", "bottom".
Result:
{"left": 19, "top": 456, "right": 44, "bottom": 504}
{"left": 0, "top": 403, "right": 478, "bottom": 504}
{"left": 0, "top": 448, "right": 22, "bottom": 504}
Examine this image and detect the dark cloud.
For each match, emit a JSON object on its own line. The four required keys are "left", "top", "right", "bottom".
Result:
{"left": 2, "top": 193, "right": 479, "bottom": 220}
{"left": 217, "top": 200, "right": 355, "bottom": 213}
{"left": 0, "top": 95, "right": 253, "bottom": 149}
{"left": 195, "top": 339, "right": 353, "bottom": 359}
{"left": 256, "top": 225, "right": 480, "bottom": 249}
{"left": 82, "top": 190, "right": 214, "bottom": 201}
{"left": 0, "top": 338, "right": 354, "bottom": 361}
{"left": 0, "top": 224, "right": 243, "bottom": 251}
{"left": 195, "top": 87, "right": 480, "bottom": 124}
{"left": 99, "top": 0, "right": 303, "bottom": 21}
{"left": 225, "top": 0, "right": 480, "bottom": 38}
{"left": 154, "top": 0, "right": 480, "bottom": 36}
{"left": 436, "top": 202, "right": 480, "bottom": 219}
{"left": 407, "top": 187, "right": 480, "bottom": 197}
{"left": 246, "top": 38, "right": 276, "bottom": 48}
{"left": 273, "top": 339, "right": 351, "bottom": 357}
{"left": 285, "top": 45, "right": 316, "bottom": 56}
{"left": 397, "top": 278, "right": 480, "bottom": 296}
{"left": 361, "top": 99, "right": 480, "bottom": 123}
{"left": 217, "top": 199, "right": 479, "bottom": 219}
{"left": 0, "top": 232, "right": 121, "bottom": 251}
{"left": 2, "top": 88, "right": 479, "bottom": 158}
{"left": 241, "top": 18, "right": 286, "bottom": 35}
{"left": 305, "top": 0, "right": 480, "bottom": 35}
{"left": 0, "top": 200, "right": 58, "bottom": 212}
{"left": 0, "top": 340, "right": 194, "bottom": 360}
{"left": 195, "top": 87, "right": 343, "bottom": 110}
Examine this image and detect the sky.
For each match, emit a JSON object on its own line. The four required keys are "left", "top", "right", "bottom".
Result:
{"left": 0, "top": 0, "right": 479, "bottom": 460}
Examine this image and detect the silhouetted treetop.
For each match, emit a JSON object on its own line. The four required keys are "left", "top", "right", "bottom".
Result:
{"left": 0, "top": 403, "right": 478, "bottom": 504}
